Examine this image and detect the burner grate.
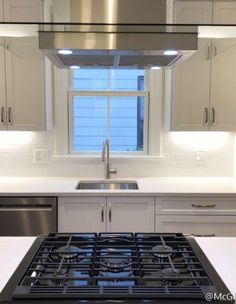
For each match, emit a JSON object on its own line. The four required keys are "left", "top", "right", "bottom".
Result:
{"left": 12, "top": 233, "right": 219, "bottom": 299}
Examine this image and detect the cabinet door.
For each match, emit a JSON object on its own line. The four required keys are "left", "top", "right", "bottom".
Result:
{"left": 58, "top": 197, "right": 106, "bottom": 233}
{"left": 213, "top": 2, "right": 236, "bottom": 24}
{"left": 210, "top": 40, "right": 236, "bottom": 131}
{"left": 0, "top": 37, "right": 6, "bottom": 130}
{"left": 155, "top": 215, "right": 236, "bottom": 236}
{"left": 3, "top": 0, "right": 43, "bottom": 22}
{"left": 0, "top": 0, "right": 3, "bottom": 21}
{"left": 174, "top": 1, "right": 212, "bottom": 24}
{"left": 107, "top": 196, "right": 154, "bottom": 232}
{"left": 171, "top": 39, "right": 211, "bottom": 131}
{"left": 5, "top": 37, "right": 46, "bottom": 131}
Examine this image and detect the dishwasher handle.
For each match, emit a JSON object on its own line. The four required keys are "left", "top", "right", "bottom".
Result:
{"left": 0, "top": 204, "right": 53, "bottom": 211}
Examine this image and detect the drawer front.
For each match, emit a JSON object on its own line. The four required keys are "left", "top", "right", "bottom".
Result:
{"left": 155, "top": 215, "right": 236, "bottom": 236}
{"left": 156, "top": 196, "right": 236, "bottom": 215}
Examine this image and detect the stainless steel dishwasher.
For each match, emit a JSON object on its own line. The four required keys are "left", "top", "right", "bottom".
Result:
{"left": 0, "top": 197, "right": 57, "bottom": 236}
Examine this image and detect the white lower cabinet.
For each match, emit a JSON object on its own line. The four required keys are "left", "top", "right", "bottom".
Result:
{"left": 155, "top": 196, "right": 236, "bottom": 236}
{"left": 58, "top": 197, "right": 106, "bottom": 232}
{"left": 155, "top": 215, "right": 236, "bottom": 237}
{"left": 107, "top": 196, "right": 155, "bottom": 232}
{"left": 58, "top": 196, "right": 155, "bottom": 233}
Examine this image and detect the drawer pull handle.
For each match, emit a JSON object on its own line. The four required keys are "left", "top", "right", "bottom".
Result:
{"left": 192, "top": 233, "right": 215, "bottom": 237}
{"left": 192, "top": 204, "right": 216, "bottom": 208}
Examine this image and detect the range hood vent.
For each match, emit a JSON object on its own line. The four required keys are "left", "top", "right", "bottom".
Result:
{"left": 39, "top": 29, "right": 198, "bottom": 69}
{"left": 39, "top": 0, "right": 198, "bottom": 69}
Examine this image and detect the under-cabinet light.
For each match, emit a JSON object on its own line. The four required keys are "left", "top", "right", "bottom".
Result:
{"left": 58, "top": 49, "right": 73, "bottom": 55}
{"left": 69, "top": 65, "right": 80, "bottom": 69}
{"left": 151, "top": 66, "right": 162, "bottom": 70}
{"left": 163, "top": 50, "right": 179, "bottom": 56}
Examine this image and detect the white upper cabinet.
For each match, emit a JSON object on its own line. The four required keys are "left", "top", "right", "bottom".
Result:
{"left": 0, "top": 1, "right": 52, "bottom": 131}
{"left": 4, "top": 37, "right": 46, "bottom": 131}
{"left": 0, "top": 38, "right": 6, "bottom": 130}
{"left": 3, "top": 0, "right": 43, "bottom": 22}
{"left": 171, "top": 39, "right": 211, "bottom": 131}
{"left": 170, "top": 38, "right": 236, "bottom": 131}
{"left": 174, "top": 1, "right": 236, "bottom": 24}
{"left": 174, "top": 1, "right": 212, "bottom": 24}
{"left": 210, "top": 41, "right": 236, "bottom": 131}
{"left": 0, "top": 0, "right": 3, "bottom": 21}
{"left": 213, "top": 1, "right": 236, "bottom": 24}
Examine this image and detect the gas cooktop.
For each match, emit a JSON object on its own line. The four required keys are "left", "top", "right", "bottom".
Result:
{"left": 0, "top": 233, "right": 234, "bottom": 303}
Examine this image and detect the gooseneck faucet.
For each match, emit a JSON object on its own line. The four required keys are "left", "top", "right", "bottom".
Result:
{"left": 101, "top": 139, "right": 117, "bottom": 179}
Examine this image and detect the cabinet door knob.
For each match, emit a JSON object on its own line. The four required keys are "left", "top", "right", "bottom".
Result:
{"left": 1, "top": 107, "right": 5, "bottom": 125}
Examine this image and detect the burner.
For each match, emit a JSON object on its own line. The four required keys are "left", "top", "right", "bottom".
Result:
{"left": 101, "top": 251, "right": 133, "bottom": 272}
{"left": 162, "top": 267, "right": 180, "bottom": 277}
{"left": 55, "top": 246, "right": 79, "bottom": 259}
{"left": 152, "top": 245, "right": 173, "bottom": 258}
{"left": 52, "top": 271, "right": 69, "bottom": 286}
{"left": 100, "top": 237, "right": 132, "bottom": 244}
{"left": 161, "top": 267, "right": 182, "bottom": 286}
{"left": 50, "top": 245, "right": 84, "bottom": 262}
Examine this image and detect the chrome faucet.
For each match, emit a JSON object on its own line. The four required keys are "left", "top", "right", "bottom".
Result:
{"left": 101, "top": 139, "right": 117, "bottom": 179}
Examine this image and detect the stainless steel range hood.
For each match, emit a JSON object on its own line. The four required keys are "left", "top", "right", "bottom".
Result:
{"left": 39, "top": 0, "right": 198, "bottom": 69}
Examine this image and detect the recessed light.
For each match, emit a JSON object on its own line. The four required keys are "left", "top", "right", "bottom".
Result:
{"left": 163, "top": 50, "right": 179, "bottom": 56}
{"left": 58, "top": 49, "right": 73, "bottom": 55}
{"left": 69, "top": 65, "right": 80, "bottom": 69}
{"left": 151, "top": 66, "right": 162, "bottom": 70}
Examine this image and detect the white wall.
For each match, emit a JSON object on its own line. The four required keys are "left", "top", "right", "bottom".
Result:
{"left": 0, "top": 130, "right": 233, "bottom": 177}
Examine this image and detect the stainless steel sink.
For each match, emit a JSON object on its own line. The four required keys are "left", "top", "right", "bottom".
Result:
{"left": 76, "top": 180, "right": 138, "bottom": 190}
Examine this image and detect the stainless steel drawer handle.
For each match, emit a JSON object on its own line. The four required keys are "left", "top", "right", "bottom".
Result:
{"left": 192, "top": 234, "right": 215, "bottom": 237}
{"left": 192, "top": 204, "right": 216, "bottom": 208}
{"left": 0, "top": 204, "right": 53, "bottom": 211}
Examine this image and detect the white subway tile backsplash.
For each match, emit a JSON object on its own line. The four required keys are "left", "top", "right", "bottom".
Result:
{"left": 0, "top": 131, "right": 233, "bottom": 177}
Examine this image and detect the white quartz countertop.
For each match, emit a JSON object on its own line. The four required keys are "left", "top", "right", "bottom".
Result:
{"left": 0, "top": 237, "right": 235, "bottom": 297}
{"left": 1, "top": 177, "right": 236, "bottom": 195}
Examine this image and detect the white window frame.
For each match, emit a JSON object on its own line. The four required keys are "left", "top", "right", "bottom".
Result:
{"left": 54, "top": 69, "right": 163, "bottom": 158}
{"left": 68, "top": 90, "right": 149, "bottom": 155}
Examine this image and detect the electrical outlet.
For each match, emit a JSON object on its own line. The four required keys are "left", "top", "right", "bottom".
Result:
{"left": 195, "top": 150, "right": 207, "bottom": 163}
{"left": 34, "top": 149, "right": 49, "bottom": 163}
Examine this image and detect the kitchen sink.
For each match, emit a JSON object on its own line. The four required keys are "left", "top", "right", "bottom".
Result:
{"left": 76, "top": 180, "right": 138, "bottom": 190}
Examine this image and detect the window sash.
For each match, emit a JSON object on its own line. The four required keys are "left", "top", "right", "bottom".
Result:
{"left": 68, "top": 91, "right": 149, "bottom": 155}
